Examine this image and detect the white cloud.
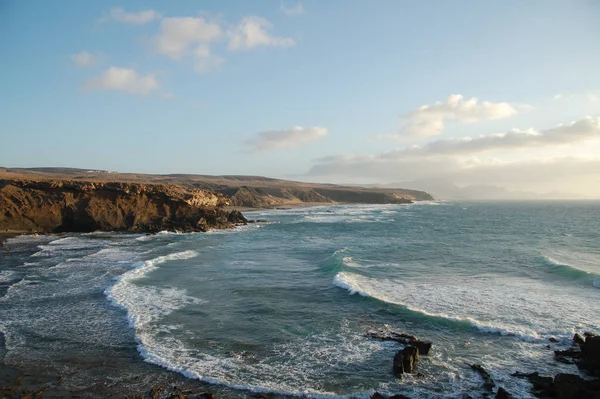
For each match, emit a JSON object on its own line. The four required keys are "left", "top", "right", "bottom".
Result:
{"left": 228, "top": 17, "right": 295, "bottom": 50}
{"left": 193, "top": 45, "right": 224, "bottom": 74}
{"left": 106, "top": 7, "right": 161, "bottom": 24}
{"left": 588, "top": 93, "right": 599, "bottom": 104}
{"left": 281, "top": 2, "right": 305, "bottom": 15}
{"left": 307, "top": 117, "right": 600, "bottom": 194}
{"left": 83, "top": 67, "right": 159, "bottom": 95}
{"left": 154, "top": 17, "right": 222, "bottom": 59}
{"left": 245, "top": 126, "right": 327, "bottom": 152}
{"left": 309, "top": 155, "right": 600, "bottom": 190}
{"left": 398, "top": 94, "right": 522, "bottom": 138}
{"left": 388, "top": 116, "right": 600, "bottom": 158}
{"left": 71, "top": 51, "right": 101, "bottom": 67}
{"left": 553, "top": 93, "right": 563, "bottom": 100}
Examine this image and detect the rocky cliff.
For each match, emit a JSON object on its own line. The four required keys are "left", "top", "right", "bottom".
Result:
{"left": 0, "top": 179, "right": 247, "bottom": 234}
{"left": 0, "top": 168, "right": 435, "bottom": 209}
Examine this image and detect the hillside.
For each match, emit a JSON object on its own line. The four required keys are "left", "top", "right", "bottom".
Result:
{"left": 0, "top": 178, "right": 247, "bottom": 234}
{"left": 0, "top": 168, "right": 434, "bottom": 207}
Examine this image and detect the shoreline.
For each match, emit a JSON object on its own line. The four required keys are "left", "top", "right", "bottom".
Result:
{"left": 2, "top": 202, "right": 598, "bottom": 399}
{"left": 224, "top": 201, "right": 342, "bottom": 212}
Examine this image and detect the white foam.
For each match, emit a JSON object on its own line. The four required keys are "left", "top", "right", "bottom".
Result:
{"left": 126, "top": 317, "right": 380, "bottom": 399}
{"left": 542, "top": 253, "right": 599, "bottom": 276}
{"left": 342, "top": 257, "right": 361, "bottom": 268}
{"left": 332, "top": 271, "right": 599, "bottom": 342}
{"left": 105, "top": 250, "right": 201, "bottom": 326}
{"left": 0, "top": 270, "right": 20, "bottom": 283}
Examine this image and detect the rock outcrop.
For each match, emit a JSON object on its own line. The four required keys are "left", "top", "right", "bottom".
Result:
{"left": 367, "top": 329, "right": 432, "bottom": 355}
{"left": 0, "top": 179, "right": 247, "bottom": 234}
{"left": 469, "top": 363, "right": 495, "bottom": 392}
{"left": 393, "top": 346, "right": 419, "bottom": 376}
{"left": 554, "top": 332, "right": 600, "bottom": 376}
{"left": 0, "top": 168, "right": 435, "bottom": 208}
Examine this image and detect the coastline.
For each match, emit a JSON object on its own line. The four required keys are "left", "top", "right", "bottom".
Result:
{"left": 2, "top": 202, "right": 599, "bottom": 399}
{"left": 224, "top": 201, "right": 342, "bottom": 213}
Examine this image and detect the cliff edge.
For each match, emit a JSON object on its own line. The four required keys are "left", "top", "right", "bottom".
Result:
{"left": 0, "top": 179, "right": 247, "bottom": 234}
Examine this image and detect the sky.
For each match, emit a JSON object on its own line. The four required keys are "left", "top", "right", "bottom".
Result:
{"left": 1, "top": 1, "right": 600, "bottom": 196}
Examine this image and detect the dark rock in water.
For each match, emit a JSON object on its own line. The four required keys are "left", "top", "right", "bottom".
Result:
{"left": 553, "top": 374, "right": 584, "bottom": 399}
{"left": 574, "top": 333, "right": 586, "bottom": 346}
{"left": 531, "top": 376, "right": 555, "bottom": 397}
{"left": 554, "top": 332, "right": 600, "bottom": 376}
{"left": 512, "top": 372, "right": 554, "bottom": 398}
{"left": 554, "top": 347, "right": 581, "bottom": 365}
{"left": 581, "top": 335, "right": 600, "bottom": 358}
{"left": 549, "top": 337, "right": 559, "bottom": 343}
{"left": 248, "top": 219, "right": 269, "bottom": 223}
{"left": 393, "top": 346, "right": 419, "bottom": 376}
{"left": 510, "top": 371, "right": 600, "bottom": 398}
{"left": 469, "top": 364, "right": 495, "bottom": 392}
{"left": 512, "top": 371, "right": 539, "bottom": 378}
{"left": 553, "top": 373, "right": 600, "bottom": 399}
{"left": 370, "top": 393, "right": 411, "bottom": 399}
{"left": 554, "top": 348, "right": 581, "bottom": 358}
{"left": 367, "top": 329, "right": 432, "bottom": 355}
{"left": 495, "top": 387, "right": 512, "bottom": 399}
{"left": 148, "top": 385, "right": 166, "bottom": 399}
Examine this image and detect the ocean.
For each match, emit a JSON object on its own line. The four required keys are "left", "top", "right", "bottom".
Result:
{"left": 1, "top": 201, "right": 599, "bottom": 398}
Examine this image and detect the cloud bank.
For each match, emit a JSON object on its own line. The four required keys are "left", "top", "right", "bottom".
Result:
{"left": 245, "top": 126, "right": 327, "bottom": 152}
{"left": 308, "top": 117, "right": 600, "bottom": 188}
{"left": 398, "top": 94, "right": 522, "bottom": 138}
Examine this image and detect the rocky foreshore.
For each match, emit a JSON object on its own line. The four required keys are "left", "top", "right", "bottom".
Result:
{"left": 0, "top": 178, "right": 248, "bottom": 234}
{"left": 1, "top": 327, "right": 600, "bottom": 398}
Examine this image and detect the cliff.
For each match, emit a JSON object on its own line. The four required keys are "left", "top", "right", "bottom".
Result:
{"left": 0, "top": 168, "right": 434, "bottom": 208}
{"left": 0, "top": 179, "right": 247, "bottom": 234}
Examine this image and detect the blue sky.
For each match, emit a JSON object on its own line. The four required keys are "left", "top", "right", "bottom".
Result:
{"left": 1, "top": 1, "right": 599, "bottom": 195}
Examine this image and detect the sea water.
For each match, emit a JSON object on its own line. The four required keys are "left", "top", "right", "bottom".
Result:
{"left": 1, "top": 201, "right": 599, "bottom": 398}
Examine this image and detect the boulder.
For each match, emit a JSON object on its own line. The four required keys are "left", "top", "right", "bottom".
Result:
{"left": 393, "top": 346, "right": 419, "bottom": 376}
{"left": 469, "top": 364, "right": 495, "bottom": 392}
{"left": 367, "top": 329, "right": 432, "bottom": 355}
{"left": 370, "top": 393, "right": 411, "bottom": 399}
{"left": 553, "top": 373, "right": 585, "bottom": 399}
{"left": 495, "top": 387, "right": 512, "bottom": 399}
{"left": 554, "top": 332, "right": 600, "bottom": 376}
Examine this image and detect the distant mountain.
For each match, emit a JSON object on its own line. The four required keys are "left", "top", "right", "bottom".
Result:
{"left": 386, "top": 179, "right": 584, "bottom": 200}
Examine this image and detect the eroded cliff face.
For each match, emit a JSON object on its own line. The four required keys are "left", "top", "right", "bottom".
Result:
{"left": 0, "top": 179, "right": 247, "bottom": 234}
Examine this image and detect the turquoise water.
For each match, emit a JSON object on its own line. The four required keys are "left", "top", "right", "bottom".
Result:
{"left": 1, "top": 201, "right": 599, "bottom": 398}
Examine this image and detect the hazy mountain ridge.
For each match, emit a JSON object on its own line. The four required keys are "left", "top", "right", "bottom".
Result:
{"left": 395, "top": 180, "right": 585, "bottom": 200}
